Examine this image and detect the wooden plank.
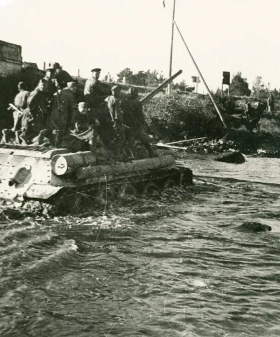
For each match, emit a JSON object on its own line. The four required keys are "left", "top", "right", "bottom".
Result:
{"left": 165, "top": 137, "right": 207, "bottom": 145}
{"left": 156, "top": 143, "right": 189, "bottom": 150}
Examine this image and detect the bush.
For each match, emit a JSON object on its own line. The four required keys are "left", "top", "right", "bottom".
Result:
{"left": 144, "top": 92, "right": 226, "bottom": 141}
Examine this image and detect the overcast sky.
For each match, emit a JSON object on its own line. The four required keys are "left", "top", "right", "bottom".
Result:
{"left": 0, "top": 0, "right": 279, "bottom": 92}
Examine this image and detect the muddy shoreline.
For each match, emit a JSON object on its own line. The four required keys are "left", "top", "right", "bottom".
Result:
{"left": 161, "top": 125, "right": 280, "bottom": 159}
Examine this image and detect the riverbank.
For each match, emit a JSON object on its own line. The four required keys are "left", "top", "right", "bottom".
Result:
{"left": 160, "top": 123, "right": 280, "bottom": 158}
{"left": 145, "top": 92, "right": 280, "bottom": 157}
{"left": 158, "top": 129, "right": 280, "bottom": 158}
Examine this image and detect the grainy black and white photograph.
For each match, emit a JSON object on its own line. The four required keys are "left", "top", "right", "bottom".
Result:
{"left": 0, "top": 0, "right": 280, "bottom": 336}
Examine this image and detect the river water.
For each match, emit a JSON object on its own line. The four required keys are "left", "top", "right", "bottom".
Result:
{"left": 0, "top": 155, "right": 280, "bottom": 337}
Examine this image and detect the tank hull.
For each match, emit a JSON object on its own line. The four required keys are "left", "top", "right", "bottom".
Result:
{"left": 0, "top": 144, "right": 193, "bottom": 214}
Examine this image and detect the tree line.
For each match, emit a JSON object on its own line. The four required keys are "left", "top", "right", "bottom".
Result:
{"left": 116, "top": 68, "right": 188, "bottom": 91}
{"left": 224, "top": 72, "right": 279, "bottom": 99}
{"left": 117, "top": 68, "right": 279, "bottom": 99}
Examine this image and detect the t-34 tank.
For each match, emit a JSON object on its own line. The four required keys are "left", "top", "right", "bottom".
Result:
{"left": 0, "top": 69, "right": 192, "bottom": 214}
{"left": 0, "top": 143, "right": 193, "bottom": 215}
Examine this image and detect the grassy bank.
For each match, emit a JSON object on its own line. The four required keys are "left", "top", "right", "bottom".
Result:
{"left": 144, "top": 92, "right": 280, "bottom": 156}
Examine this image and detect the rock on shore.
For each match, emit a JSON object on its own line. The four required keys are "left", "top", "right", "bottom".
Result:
{"left": 214, "top": 151, "right": 245, "bottom": 164}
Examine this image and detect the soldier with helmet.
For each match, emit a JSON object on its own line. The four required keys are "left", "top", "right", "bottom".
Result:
{"left": 122, "top": 87, "right": 157, "bottom": 158}
{"left": 52, "top": 62, "right": 73, "bottom": 90}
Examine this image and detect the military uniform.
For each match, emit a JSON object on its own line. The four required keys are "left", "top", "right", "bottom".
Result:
{"left": 21, "top": 89, "right": 48, "bottom": 142}
{"left": 84, "top": 68, "right": 111, "bottom": 123}
{"left": 55, "top": 70, "right": 73, "bottom": 89}
{"left": 122, "top": 95, "right": 157, "bottom": 158}
{"left": 104, "top": 90, "right": 126, "bottom": 158}
{"left": 48, "top": 87, "right": 76, "bottom": 131}
{"left": 51, "top": 62, "right": 73, "bottom": 89}
{"left": 84, "top": 78, "right": 111, "bottom": 128}
{"left": 43, "top": 76, "right": 56, "bottom": 99}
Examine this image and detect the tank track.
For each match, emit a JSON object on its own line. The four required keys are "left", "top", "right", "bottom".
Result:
{"left": 5, "top": 166, "right": 193, "bottom": 217}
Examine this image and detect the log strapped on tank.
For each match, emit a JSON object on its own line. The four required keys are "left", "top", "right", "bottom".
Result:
{"left": 75, "top": 155, "right": 175, "bottom": 180}
{"left": 51, "top": 151, "right": 97, "bottom": 176}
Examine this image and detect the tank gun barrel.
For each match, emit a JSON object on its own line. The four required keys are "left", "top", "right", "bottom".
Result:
{"left": 140, "top": 69, "right": 182, "bottom": 105}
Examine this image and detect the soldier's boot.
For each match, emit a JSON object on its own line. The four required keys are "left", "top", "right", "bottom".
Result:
{"left": 1, "top": 129, "right": 9, "bottom": 143}
{"left": 15, "top": 131, "right": 21, "bottom": 144}
{"left": 19, "top": 131, "right": 29, "bottom": 145}
{"left": 37, "top": 129, "right": 47, "bottom": 145}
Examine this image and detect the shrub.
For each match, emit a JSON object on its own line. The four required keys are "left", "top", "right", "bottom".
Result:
{"left": 144, "top": 92, "right": 226, "bottom": 141}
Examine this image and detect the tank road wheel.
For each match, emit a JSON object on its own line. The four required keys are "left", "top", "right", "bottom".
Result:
{"left": 22, "top": 200, "right": 44, "bottom": 213}
{"left": 118, "top": 183, "right": 137, "bottom": 199}
{"left": 53, "top": 191, "right": 83, "bottom": 214}
{"left": 142, "top": 182, "right": 160, "bottom": 196}
{"left": 179, "top": 169, "right": 193, "bottom": 187}
{"left": 95, "top": 187, "right": 116, "bottom": 206}
{"left": 162, "top": 178, "right": 176, "bottom": 190}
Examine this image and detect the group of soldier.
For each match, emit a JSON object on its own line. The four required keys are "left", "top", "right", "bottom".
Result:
{"left": 2, "top": 64, "right": 157, "bottom": 160}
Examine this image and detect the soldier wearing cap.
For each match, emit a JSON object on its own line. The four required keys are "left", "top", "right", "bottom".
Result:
{"left": 122, "top": 87, "right": 157, "bottom": 158}
{"left": 52, "top": 62, "right": 73, "bottom": 90}
{"left": 84, "top": 68, "right": 111, "bottom": 123}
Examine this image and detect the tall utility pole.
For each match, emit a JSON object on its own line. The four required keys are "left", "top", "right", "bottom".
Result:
{"left": 174, "top": 20, "right": 227, "bottom": 128}
{"left": 167, "top": 0, "right": 176, "bottom": 95}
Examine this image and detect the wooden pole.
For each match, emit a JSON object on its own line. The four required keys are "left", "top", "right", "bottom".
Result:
{"left": 173, "top": 20, "right": 227, "bottom": 129}
{"left": 167, "top": 0, "right": 176, "bottom": 95}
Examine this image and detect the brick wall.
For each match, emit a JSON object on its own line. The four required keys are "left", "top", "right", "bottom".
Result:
{"left": 0, "top": 61, "right": 21, "bottom": 77}
{"left": 0, "top": 40, "right": 22, "bottom": 78}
